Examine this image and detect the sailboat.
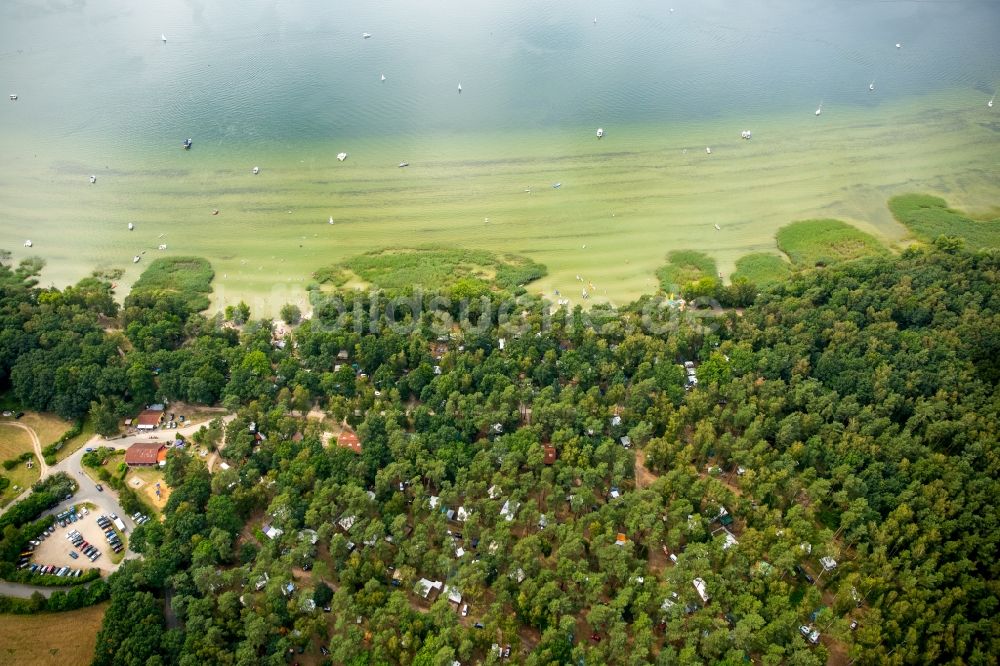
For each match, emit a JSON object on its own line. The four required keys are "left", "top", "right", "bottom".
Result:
{"left": 161, "top": 34, "right": 166, "bottom": 43}
{"left": 380, "top": 73, "right": 386, "bottom": 82}
{"left": 128, "top": 223, "right": 134, "bottom": 231}
{"left": 989, "top": 95, "right": 995, "bottom": 109}
{"left": 328, "top": 216, "right": 335, "bottom": 225}
{"left": 457, "top": 83, "right": 462, "bottom": 93}
{"left": 869, "top": 80, "right": 875, "bottom": 92}
{"left": 815, "top": 102, "right": 823, "bottom": 116}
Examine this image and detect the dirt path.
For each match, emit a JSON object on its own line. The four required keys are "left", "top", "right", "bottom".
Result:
{"left": 634, "top": 449, "right": 659, "bottom": 490}
{"left": 1, "top": 421, "right": 48, "bottom": 478}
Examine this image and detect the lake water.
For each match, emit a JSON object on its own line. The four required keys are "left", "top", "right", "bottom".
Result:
{"left": 1, "top": 0, "right": 999, "bottom": 310}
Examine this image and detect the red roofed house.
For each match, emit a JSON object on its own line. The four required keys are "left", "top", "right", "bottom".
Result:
{"left": 337, "top": 429, "right": 361, "bottom": 454}
{"left": 125, "top": 442, "right": 168, "bottom": 467}
{"left": 542, "top": 444, "right": 557, "bottom": 465}
{"left": 135, "top": 409, "right": 164, "bottom": 431}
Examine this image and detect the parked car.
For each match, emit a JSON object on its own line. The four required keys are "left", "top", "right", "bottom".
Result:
{"left": 461, "top": 604, "right": 469, "bottom": 617}
{"left": 95, "top": 484, "right": 103, "bottom": 491}
{"left": 69, "top": 551, "right": 79, "bottom": 559}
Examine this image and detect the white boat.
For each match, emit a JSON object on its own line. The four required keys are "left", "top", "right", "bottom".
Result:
{"left": 706, "top": 147, "right": 711, "bottom": 154}
{"left": 552, "top": 182, "right": 561, "bottom": 189}
{"left": 989, "top": 95, "right": 995, "bottom": 109}
{"left": 158, "top": 244, "right": 167, "bottom": 250}
{"left": 337, "top": 152, "right": 348, "bottom": 161}
{"left": 133, "top": 256, "right": 141, "bottom": 264}
{"left": 714, "top": 224, "right": 721, "bottom": 230}
{"left": 815, "top": 103, "right": 822, "bottom": 116}
{"left": 161, "top": 34, "right": 166, "bottom": 43}
{"left": 380, "top": 74, "right": 386, "bottom": 82}
{"left": 128, "top": 223, "right": 134, "bottom": 231}
{"left": 363, "top": 32, "right": 372, "bottom": 39}
{"left": 596, "top": 127, "right": 604, "bottom": 138}
{"left": 869, "top": 80, "right": 875, "bottom": 92}
{"left": 252, "top": 166, "right": 259, "bottom": 174}
{"left": 398, "top": 161, "right": 409, "bottom": 168}
{"left": 90, "top": 175, "right": 97, "bottom": 183}
{"left": 328, "top": 216, "right": 335, "bottom": 225}
{"left": 8, "top": 94, "right": 17, "bottom": 101}
{"left": 457, "top": 83, "right": 462, "bottom": 93}
{"left": 593, "top": 17, "right": 597, "bottom": 24}
{"left": 24, "top": 240, "right": 31, "bottom": 247}
{"left": 895, "top": 43, "right": 901, "bottom": 49}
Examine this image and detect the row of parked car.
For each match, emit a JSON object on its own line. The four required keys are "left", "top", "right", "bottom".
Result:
{"left": 96, "top": 515, "right": 125, "bottom": 553}
{"left": 25, "top": 564, "right": 85, "bottom": 578}
{"left": 67, "top": 529, "right": 102, "bottom": 561}
{"left": 56, "top": 506, "right": 87, "bottom": 528}
{"left": 132, "top": 511, "right": 151, "bottom": 525}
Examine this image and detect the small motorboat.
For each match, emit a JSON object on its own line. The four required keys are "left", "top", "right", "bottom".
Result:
{"left": 8, "top": 94, "right": 17, "bottom": 101}
{"left": 24, "top": 240, "right": 32, "bottom": 247}
{"left": 714, "top": 224, "right": 721, "bottom": 231}
{"left": 869, "top": 80, "right": 875, "bottom": 92}
{"left": 895, "top": 43, "right": 901, "bottom": 49}
{"left": 337, "top": 152, "right": 348, "bottom": 161}
{"left": 596, "top": 127, "right": 604, "bottom": 138}
{"left": 328, "top": 216, "right": 335, "bottom": 225}
{"left": 362, "top": 32, "right": 372, "bottom": 39}
{"left": 133, "top": 256, "right": 141, "bottom": 264}
{"left": 128, "top": 223, "right": 134, "bottom": 231}
{"left": 552, "top": 182, "right": 561, "bottom": 189}
{"left": 183, "top": 138, "right": 192, "bottom": 149}
{"left": 740, "top": 130, "right": 752, "bottom": 140}
{"left": 381, "top": 74, "right": 386, "bottom": 82}
{"left": 252, "top": 166, "right": 260, "bottom": 174}
{"left": 398, "top": 162, "right": 409, "bottom": 168}
{"left": 457, "top": 83, "right": 462, "bottom": 93}
{"left": 706, "top": 146, "right": 712, "bottom": 154}
{"left": 212, "top": 209, "right": 219, "bottom": 215}
{"left": 90, "top": 175, "right": 96, "bottom": 183}
{"left": 158, "top": 244, "right": 167, "bottom": 250}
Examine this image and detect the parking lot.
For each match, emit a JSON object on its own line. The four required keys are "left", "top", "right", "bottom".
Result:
{"left": 30, "top": 509, "right": 125, "bottom": 573}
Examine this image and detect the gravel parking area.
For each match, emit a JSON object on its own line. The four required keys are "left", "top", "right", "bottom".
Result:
{"left": 31, "top": 511, "right": 121, "bottom": 573}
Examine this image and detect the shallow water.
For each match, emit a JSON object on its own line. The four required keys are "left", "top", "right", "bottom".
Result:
{"left": 1, "top": 0, "right": 998, "bottom": 311}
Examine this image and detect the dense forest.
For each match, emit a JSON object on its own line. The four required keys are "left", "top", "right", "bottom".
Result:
{"left": 0, "top": 240, "right": 997, "bottom": 665}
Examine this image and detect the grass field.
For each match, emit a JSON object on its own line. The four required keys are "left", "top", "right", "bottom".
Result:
{"left": 888, "top": 194, "right": 1000, "bottom": 250}
{"left": 0, "top": 425, "right": 39, "bottom": 507}
{"left": 777, "top": 219, "right": 889, "bottom": 267}
{"left": 54, "top": 418, "right": 96, "bottom": 464}
{"left": 2, "top": 92, "right": 998, "bottom": 313}
{"left": 15, "top": 413, "right": 74, "bottom": 450}
{"left": 0, "top": 602, "right": 107, "bottom": 666}
{"left": 731, "top": 253, "right": 792, "bottom": 286}
{"left": 656, "top": 250, "right": 718, "bottom": 292}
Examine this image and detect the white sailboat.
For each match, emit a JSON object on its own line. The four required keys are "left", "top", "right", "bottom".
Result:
{"left": 815, "top": 102, "right": 823, "bottom": 116}
{"left": 869, "top": 80, "right": 875, "bottom": 92}
{"left": 128, "top": 223, "right": 134, "bottom": 231}
{"left": 380, "top": 73, "right": 386, "bottom": 82}
{"left": 989, "top": 95, "right": 995, "bottom": 109}
{"left": 328, "top": 216, "right": 335, "bottom": 225}
{"left": 457, "top": 83, "right": 462, "bottom": 93}
{"left": 161, "top": 34, "right": 166, "bottom": 43}
{"left": 705, "top": 146, "right": 712, "bottom": 154}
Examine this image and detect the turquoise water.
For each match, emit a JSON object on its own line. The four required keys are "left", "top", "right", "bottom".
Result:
{"left": 2, "top": 0, "right": 997, "bottom": 148}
